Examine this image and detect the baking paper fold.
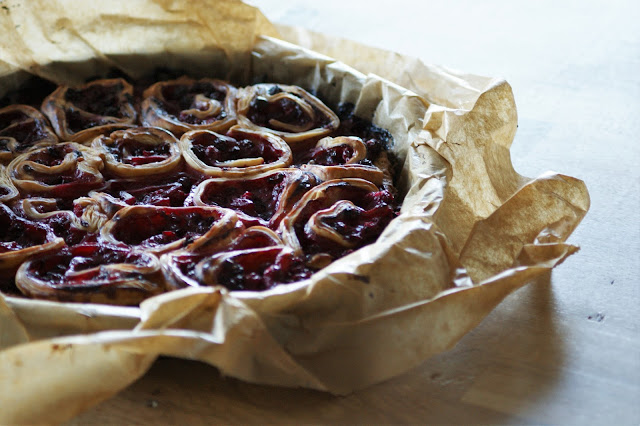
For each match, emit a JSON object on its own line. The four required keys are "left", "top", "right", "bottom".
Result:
{"left": 0, "top": 1, "right": 589, "bottom": 423}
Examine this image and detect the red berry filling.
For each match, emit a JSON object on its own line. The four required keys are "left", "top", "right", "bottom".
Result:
{"left": 0, "top": 204, "right": 50, "bottom": 253}
{"left": 198, "top": 173, "right": 288, "bottom": 224}
{"left": 27, "top": 243, "right": 152, "bottom": 285}
{"left": 111, "top": 207, "right": 221, "bottom": 249}
{"left": 103, "top": 172, "right": 199, "bottom": 207}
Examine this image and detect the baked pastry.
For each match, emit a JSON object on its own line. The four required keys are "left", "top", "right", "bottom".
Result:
{"left": 0, "top": 77, "right": 398, "bottom": 304}
{"left": 141, "top": 77, "right": 237, "bottom": 136}
{"left": 41, "top": 78, "right": 137, "bottom": 141}
{"left": 236, "top": 83, "right": 340, "bottom": 145}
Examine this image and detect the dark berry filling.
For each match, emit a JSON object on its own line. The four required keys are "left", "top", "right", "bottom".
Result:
{"left": 309, "top": 144, "right": 355, "bottom": 166}
{"left": 199, "top": 173, "right": 288, "bottom": 224}
{"left": 0, "top": 110, "right": 52, "bottom": 151}
{"left": 112, "top": 207, "right": 220, "bottom": 249}
{"left": 216, "top": 248, "right": 312, "bottom": 291}
{"left": 66, "top": 110, "right": 112, "bottom": 134}
{"left": 0, "top": 110, "right": 29, "bottom": 129}
{"left": 65, "top": 82, "right": 128, "bottom": 118}
{"left": 28, "top": 243, "right": 151, "bottom": 285}
{"left": 337, "top": 103, "right": 392, "bottom": 163}
{"left": 103, "top": 172, "right": 199, "bottom": 207}
{"left": 320, "top": 193, "right": 395, "bottom": 244}
{"left": 24, "top": 167, "right": 103, "bottom": 198}
{"left": 169, "top": 251, "right": 206, "bottom": 284}
{"left": 28, "top": 144, "right": 72, "bottom": 167}
{"left": 168, "top": 228, "right": 283, "bottom": 286}
{"left": 247, "top": 88, "right": 328, "bottom": 131}
{"left": 0, "top": 204, "right": 50, "bottom": 253}
{"left": 160, "top": 82, "right": 227, "bottom": 124}
{"left": 21, "top": 145, "right": 103, "bottom": 198}
{"left": 41, "top": 213, "right": 94, "bottom": 247}
{"left": 106, "top": 138, "right": 171, "bottom": 166}
{"left": 294, "top": 186, "right": 397, "bottom": 258}
{"left": 189, "top": 132, "right": 283, "bottom": 166}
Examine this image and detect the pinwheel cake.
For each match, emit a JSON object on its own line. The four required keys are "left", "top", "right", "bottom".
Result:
{"left": 0, "top": 77, "right": 399, "bottom": 305}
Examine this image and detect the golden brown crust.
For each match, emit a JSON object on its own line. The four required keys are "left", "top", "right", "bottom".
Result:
{"left": 0, "top": 164, "right": 19, "bottom": 203}
{"left": 69, "top": 123, "right": 137, "bottom": 145}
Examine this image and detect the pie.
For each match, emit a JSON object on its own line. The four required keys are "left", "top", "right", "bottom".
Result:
{"left": 0, "top": 77, "right": 399, "bottom": 305}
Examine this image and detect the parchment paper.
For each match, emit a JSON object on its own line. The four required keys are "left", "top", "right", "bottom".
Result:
{"left": 0, "top": 1, "right": 589, "bottom": 423}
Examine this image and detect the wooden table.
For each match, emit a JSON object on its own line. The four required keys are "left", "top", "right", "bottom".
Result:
{"left": 71, "top": 1, "right": 640, "bottom": 424}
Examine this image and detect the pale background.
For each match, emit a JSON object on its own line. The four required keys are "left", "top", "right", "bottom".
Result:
{"left": 72, "top": 1, "right": 640, "bottom": 424}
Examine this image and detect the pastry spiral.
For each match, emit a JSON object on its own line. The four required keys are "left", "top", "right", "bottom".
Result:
{"left": 16, "top": 242, "right": 164, "bottom": 305}
{"left": 0, "top": 105, "right": 58, "bottom": 163}
{"left": 92, "top": 126, "right": 181, "bottom": 178}
{"left": 142, "top": 77, "right": 237, "bottom": 136}
{"left": 8, "top": 142, "right": 105, "bottom": 199}
{"left": 236, "top": 84, "right": 339, "bottom": 145}
{"left": 180, "top": 127, "right": 292, "bottom": 177}
{"left": 41, "top": 78, "right": 137, "bottom": 141}
{"left": 189, "top": 168, "right": 317, "bottom": 228}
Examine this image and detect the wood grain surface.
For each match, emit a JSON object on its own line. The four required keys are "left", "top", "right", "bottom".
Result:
{"left": 69, "top": 1, "right": 640, "bottom": 424}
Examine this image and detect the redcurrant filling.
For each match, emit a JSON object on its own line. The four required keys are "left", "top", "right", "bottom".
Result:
{"left": 19, "top": 145, "right": 104, "bottom": 197}
{"left": 106, "top": 138, "right": 172, "bottom": 166}
{"left": 102, "top": 172, "right": 199, "bottom": 207}
{"left": 168, "top": 251, "right": 207, "bottom": 285}
{"left": 167, "top": 228, "right": 283, "bottom": 286}
{"left": 22, "top": 163, "right": 103, "bottom": 199}
{"left": 189, "top": 132, "right": 283, "bottom": 166}
{"left": 111, "top": 207, "right": 221, "bottom": 249}
{"left": 197, "top": 173, "right": 288, "bottom": 225}
{"left": 295, "top": 186, "right": 397, "bottom": 258}
{"left": 0, "top": 204, "right": 50, "bottom": 253}
{"left": 160, "top": 82, "right": 227, "bottom": 124}
{"left": 27, "top": 243, "right": 153, "bottom": 285}
{"left": 215, "top": 248, "right": 312, "bottom": 291}
{"left": 41, "top": 213, "right": 94, "bottom": 247}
